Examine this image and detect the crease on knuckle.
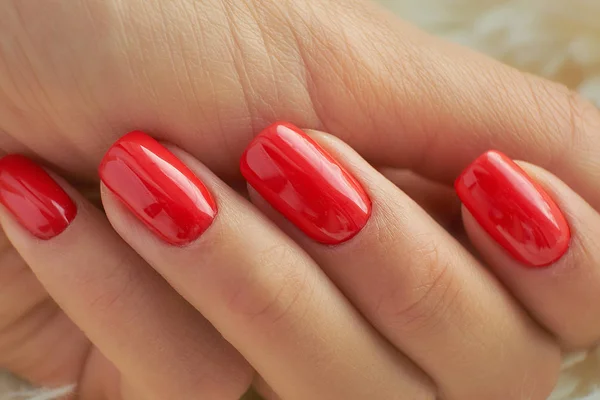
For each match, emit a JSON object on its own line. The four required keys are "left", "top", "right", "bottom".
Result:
{"left": 222, "top": 0, "right": 304, "bottom": 130}
{"left": 519, "top": 75, "right": 600, "bottom": 170}
{"left": 81, "top": 255, "right": 140, "bottom": 320}
{"left": 226, "top": 243, "right": 315, "bottom": 331}
{"left": 561, "top": 89, "right": 600, "bottom": 172}
{"left": 277, "top": 0, "right": 393, "bottom": 132}
{"left": 375, "top": 237, "right": 458, "bottom": 336}
{"left": 455, "top": 64, "right": 600, "bottom": 177}
{"left": 220, "top": 0, "right": 257, "bottom": 123}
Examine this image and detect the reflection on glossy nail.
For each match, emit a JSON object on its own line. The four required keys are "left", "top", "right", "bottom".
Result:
{"left": 0, "top": 155, "right": 76, "bottom": 239}
{"left": 240, "top": 122, "right": 371, "bottom": 244}
{"left": 455, "top": 150, "right": 570, "bottom": 267}
{"left": 99, "top": 131, "right": 216, "bottom": 245}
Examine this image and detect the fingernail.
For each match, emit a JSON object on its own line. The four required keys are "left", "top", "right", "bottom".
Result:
{"left": 99, "top": 131, "right": 216, "bottom": 245}
{"left": 0, "top": 155, "right": 76, "bottom": 239}
{"left": 455, "top": 150, "right": 570, "bottom": 267}
{"left": 240, "top": 122, "right": 371, "bottom": 244}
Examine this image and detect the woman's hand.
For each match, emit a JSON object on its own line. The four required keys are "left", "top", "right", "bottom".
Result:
{"left": 1, "top": 0, "right": 600, "bottom": 399}
{"left": 1, "top": 121, "right": 599, "bottom": 399}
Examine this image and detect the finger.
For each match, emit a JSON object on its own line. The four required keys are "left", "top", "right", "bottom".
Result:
{"left": 2, "top": 0, "right": 600, "bottom": 207}
{"left": 0, "top": 240, "right": 47, "bottom": 334}
{"left": 240, "top": 123, "right": 561, "bottom": 400}
{"left": 0, "top": 161, "right": 91, "bottom": 389}
{"left": 0, "top": 155, "right": 253, "bottom": 399}
{"left": 98, "top": 131, "right": 435, "bottom": 400}
{"left": 456, "top": 150, "right": 600, "bottom": 348}
{"left": 252, "top": 376, "right": 281, "bottom": 400}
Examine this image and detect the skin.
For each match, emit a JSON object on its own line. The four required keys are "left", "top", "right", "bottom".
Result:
{"left": 0, "top": 0, "right": 600, "bottom": 398}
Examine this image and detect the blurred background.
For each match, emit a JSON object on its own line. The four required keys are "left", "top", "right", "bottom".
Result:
{"left": 377, "top": 0, "right": 600, "bottom": 106}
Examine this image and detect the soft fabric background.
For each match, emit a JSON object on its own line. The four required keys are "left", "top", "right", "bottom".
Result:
{"left": 1, "top": 0, "right": 599, "bottom": 398}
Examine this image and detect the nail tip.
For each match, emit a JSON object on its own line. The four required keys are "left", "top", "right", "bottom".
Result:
{"left": 100, "top": 130, "right": 217, "bottom": 246}
{"left": 457, "top": 149, "right": 571, "bottom": 268}
{"left": 241, "top": 121, "right": 372, "bottom": 245}
{"left": 0, "top": 154, "right": 77, "bottom": 240}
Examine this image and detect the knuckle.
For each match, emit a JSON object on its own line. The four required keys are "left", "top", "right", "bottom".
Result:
{"left": 460, "top": 64, "right": 600, "bottom": 177}
{"left": 522, "top": 76, "right": 600, "bottom": 169}
{"left": 225, "top": 243, "right": 316, "bottom": 330}
{"left": 374, "top": 235, "right": 459, "bottom": 335}
{"left": 82, "top": 254, "right": 140, "bottom": 319}
{"left": 562, "top": 90, "right": 600, "bottom": 162}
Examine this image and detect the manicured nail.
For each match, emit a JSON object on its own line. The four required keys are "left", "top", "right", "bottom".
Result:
{"left": 455, "top": 150, "right": 570, "bottom": 267}
{"left": 240, "top": 122, "right": 371, "bottom": 244}
{"left": 99, "top": 131, "right": 216, "bottom": 245}
{"left": 0, "top": 155, "right": 76, "bottom": 239}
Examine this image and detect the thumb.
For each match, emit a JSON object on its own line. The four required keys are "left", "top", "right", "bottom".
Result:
{"left": 288, "top": 0, "right": 600, "bottom": 202}
{"left": 0, "top": 0, "right": 598, "bottom": 209}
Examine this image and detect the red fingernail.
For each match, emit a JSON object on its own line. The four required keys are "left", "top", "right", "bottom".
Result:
{"left": 455, "top": 150, "right": 570, "bottom": 267}
{"left": 240, "top": 122, "right": 371, "bottom": 244}
{"left": 99, "top": 131, "right": 216, "bottom": 245}
{"left": 0, "top": 155, "right": 76, "bottom": 239}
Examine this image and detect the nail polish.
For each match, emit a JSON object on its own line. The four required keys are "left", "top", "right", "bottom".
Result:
{"left": 240, "top": 122, "right": 371, "bottom": 244}
{"left": 0, "top": 155, "right": 76, "bottom": 239}
{"left": 455, "top": 150, "right": 570, "bottom": 267}
{"left": 99, "top": 131, "right": 216, "bottom": 245}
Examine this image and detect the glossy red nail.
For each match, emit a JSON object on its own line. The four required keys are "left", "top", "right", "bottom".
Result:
{"left": 99, "top": 131, "right": 216, "bottom": 245}
{"left": 0, "top": 155, "right": 76, "bottom": 239}
{"left": 240, "top": 122, "right": 371, "bottom": 244}
{"left": 455, "top": 150, "right": 570, "bottom": 267}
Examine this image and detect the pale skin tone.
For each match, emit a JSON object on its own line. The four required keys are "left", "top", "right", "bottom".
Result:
{"left": 1, "top": 0, "right": 600, "bottom": 399}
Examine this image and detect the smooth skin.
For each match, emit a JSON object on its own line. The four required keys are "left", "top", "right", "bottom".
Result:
{"left": 0, "top": 0, "right": 600, "bottom": 398}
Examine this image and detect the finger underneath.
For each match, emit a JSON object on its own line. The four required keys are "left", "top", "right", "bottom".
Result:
{"left": 379, "top": 168, "right": 461, "bottom": 230}
{"left": 457, "top": 152, "right": 600, "bottom": 348}
{"left": 98, "top": 133, "right": 434, "bottom": 400}
{"left": 0, "top": 156, "right": 252, "bottom": 399}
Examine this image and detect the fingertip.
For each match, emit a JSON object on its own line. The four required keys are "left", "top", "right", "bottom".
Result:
{"left": 455, "top": 150, "right": 571, "bottom": 267}
{"left": 458, "top": 152, "right": 600, "bottom": 347}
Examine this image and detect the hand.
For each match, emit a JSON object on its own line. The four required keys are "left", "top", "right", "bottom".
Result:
{"left": 1, "top": 0, "right": 600, "bottom": 398}
{"left": 0, "top": 120, "right": 597, "bottom": 399}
